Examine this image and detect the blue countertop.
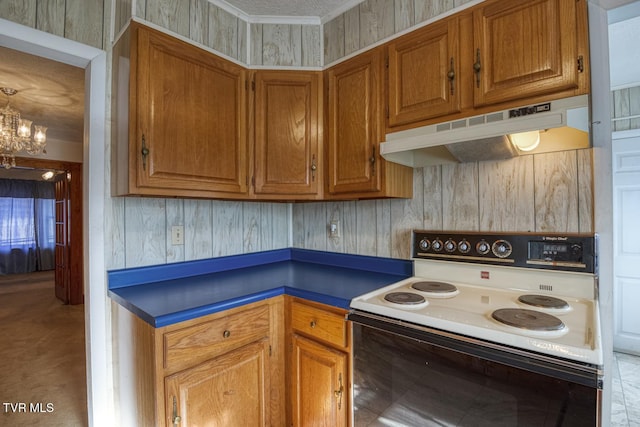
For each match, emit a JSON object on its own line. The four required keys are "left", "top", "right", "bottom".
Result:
{"left": 108, "top": 248, "right": 413, "bottom": 327}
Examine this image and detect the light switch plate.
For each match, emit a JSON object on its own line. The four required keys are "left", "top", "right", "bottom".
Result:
{"left": 329, "top": 220, "right": 340, "bottom": 238}
{"left": 171, "top": 225, "right": 184, "bottom": 245}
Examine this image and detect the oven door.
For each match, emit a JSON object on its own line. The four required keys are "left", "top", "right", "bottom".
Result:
{"left": 349, "top": 311, "right": 602, "bottom": 427}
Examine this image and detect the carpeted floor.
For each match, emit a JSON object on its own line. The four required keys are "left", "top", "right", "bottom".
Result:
{"left": 0, "top": 271, "right": 87, "bottom": 426}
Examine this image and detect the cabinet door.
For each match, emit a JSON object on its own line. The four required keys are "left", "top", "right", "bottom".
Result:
{"left": 326, "top": 48, "right": 384, "bottom": 195}
{"left": 291, "top": 334, "right": 348, "bottom": 427}
{"left": 134, "top": 25, "right": 248, "bottom": 195}
{"left": 387, "top": 16, "right": 461, "bottom": 128}
{"left": 165, "top": 339, "right": 269, "bottom": 426}
{"left": 473, "top": 0, "right": 582, "bottom": 107}
{"left": 254, "top": 70, "right": 321, "bottom": 197}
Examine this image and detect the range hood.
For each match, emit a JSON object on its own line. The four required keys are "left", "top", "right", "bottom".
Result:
{"left": 380, "top": 95, "right": 590, "bottom": 167}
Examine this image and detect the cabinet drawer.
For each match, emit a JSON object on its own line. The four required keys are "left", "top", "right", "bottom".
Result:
{"left": 163, "top": 305, "right": 270, "bottom": 371}
{"left": 291, "top": 301, "right": 347, "bottom": 348}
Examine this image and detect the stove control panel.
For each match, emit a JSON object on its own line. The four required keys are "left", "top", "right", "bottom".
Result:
{"left": 413, "top": 231, "right": 596, "bottom": 273}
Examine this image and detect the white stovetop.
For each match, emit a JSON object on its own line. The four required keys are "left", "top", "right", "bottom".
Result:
{"left": 350, "top": 260, "right": 603, "bottom": 365}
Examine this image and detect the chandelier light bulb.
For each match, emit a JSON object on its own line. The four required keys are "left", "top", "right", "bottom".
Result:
{"left": 18, "top": 119, "right": 32, "bottom": 138}
{"left": 34, "top": 126, "right": 47, "bottom": 144}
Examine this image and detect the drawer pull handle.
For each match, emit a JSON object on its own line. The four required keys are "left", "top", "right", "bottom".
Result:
{"left": 310, "top": 320, "right": 316, "bottom": 329}
{"left": 223, "top": 330, "right": 231, "bottom": 338}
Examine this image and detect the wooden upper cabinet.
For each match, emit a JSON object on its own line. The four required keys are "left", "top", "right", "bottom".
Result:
{"left": 115, "top": 23, "right": 248, "bottom": 198}
{"left": 387, "top": 16, "right": 461, "bottom": 128}
{"left": 253, "top": 70, "right": 322, "bottom": 199}
{"left": 473, "top": 0, "right": 588, "bottom": 107}
{"left": 327, "top": 48, "right": 382, "bottom": 195}
{"left": 326, "top": 47, "right": 412, "bottom": 199}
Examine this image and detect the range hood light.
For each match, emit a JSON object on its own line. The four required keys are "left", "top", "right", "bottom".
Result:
{"left": 509, "top": 131, "right": 540, "bottom": 152}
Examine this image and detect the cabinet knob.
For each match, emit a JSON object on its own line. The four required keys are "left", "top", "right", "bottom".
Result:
{"left": 141, "top": 134, "right": 150, "bottom": 171}
{"left": 310, "top": 320, "right": 316, "bottom": 328}
{"left": 370, "top": 147, "right": 376, "bottom": 177}
{"left": 447, "top": 57, "right": 455, "bottom": 95}
{"left": 310, "top": 155, "right": 318, "bottom": 181}
{"left": 172, "top": 396, "right": 181, "bottom": 426}
{"left": 334, "top": 373, "right": 344, "bottom": 410}
{"left": 223, "top": 330, "right": 231, "bottom": 338}
{"left": 473, "top": 48, "right": 482, "bottom": 88}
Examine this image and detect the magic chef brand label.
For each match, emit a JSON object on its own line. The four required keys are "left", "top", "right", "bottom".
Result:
{"left": 542, "top": 236, "right": 568, "bottom": 241}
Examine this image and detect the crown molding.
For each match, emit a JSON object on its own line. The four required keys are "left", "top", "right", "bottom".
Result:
{"left": 209, "top": 0, "right": 365, "bottom": 26}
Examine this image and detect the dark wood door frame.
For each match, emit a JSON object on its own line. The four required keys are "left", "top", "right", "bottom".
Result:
{"left": 15, "top": 157, "right": 83, "bottom": 305}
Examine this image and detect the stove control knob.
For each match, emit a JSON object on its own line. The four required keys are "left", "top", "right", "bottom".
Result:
{"left": 492, "top": 239, "right": 513, "bottom": 258}
{"left": 431, "top": 238, "right": 444, "bottom": 252}
{"left": 476, "top": 240, "right": 490, "bottom": 255}
{"left": 418, "top": 238, "right": 430, "bottom": 251}
{"left": 458, "top": 239, "right": 471, "bottom": 254}
{"left": 444, "top": 239, "right": 457, "bottom": 253}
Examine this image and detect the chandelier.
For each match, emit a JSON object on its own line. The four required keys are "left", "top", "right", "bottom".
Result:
{"left": 0, "top": 87, "right": 47, "bottom": 169}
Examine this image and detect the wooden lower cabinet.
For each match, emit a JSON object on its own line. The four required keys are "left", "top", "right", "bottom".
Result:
{"left": 287, "top": 297, "right": 351, "bottom": 427}
{"left": 123, "top": 297, "right": 285, "bottom": 426}
{"left": 119, "top": 295, "right": 353, "bottom": 426}
{"left": 165, "top": 339, "right": 270, "bottom": 426}
{"left": 291, "top": 335, "right": 348, "bottom": 427}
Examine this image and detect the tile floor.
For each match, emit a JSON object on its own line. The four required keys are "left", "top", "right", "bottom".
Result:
{"left": 611, "top": 351, "right": 640, "bottom": 427}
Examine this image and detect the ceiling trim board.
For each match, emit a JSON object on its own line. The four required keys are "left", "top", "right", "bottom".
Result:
{"left": 246, "top": 15, "right": 321, "bottom": 25}
{"left": 210, "top": 0, "right": 322, "bottom": 25}
{"left": 209, "top": 0, "right": 365, "bottom": 25}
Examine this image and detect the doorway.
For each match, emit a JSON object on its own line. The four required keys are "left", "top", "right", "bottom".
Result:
{"left": 609, "top": 0, "right": 640, "bottom": 357}
{"left": 612, "top": 130, "right": 640, "bottom": 355}
{"left": 0, "top": 18, "right": 110, "bottom": 426}
{"left": 2, "top": 158, "right": 85, "bottom": 305}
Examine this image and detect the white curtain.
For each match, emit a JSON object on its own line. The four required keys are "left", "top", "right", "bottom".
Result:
{"left": 0, "top": 179, "right": 56, "bottom": 274}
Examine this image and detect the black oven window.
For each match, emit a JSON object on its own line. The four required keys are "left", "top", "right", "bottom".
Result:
{"left": 353, "top": 324, "right": 597, "bottom": 426}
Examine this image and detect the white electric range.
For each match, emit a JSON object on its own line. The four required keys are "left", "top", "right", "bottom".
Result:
{"left": 351, "top": 256, "right": 602, "bottom": 365}
{"left": 349, "top": 231, "right": 603, "bottom": 426}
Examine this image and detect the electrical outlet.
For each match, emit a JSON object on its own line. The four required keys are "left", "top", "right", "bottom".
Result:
{"left": 329, "top": 220, "right": 341, "bottom": 238}
{"left": 171, "top": 225, "right": 184, "bottom": 245}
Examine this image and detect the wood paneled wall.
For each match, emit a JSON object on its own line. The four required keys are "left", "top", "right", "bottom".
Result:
{"left": 113, "top": 0, "right": 322, "bottom": 67}
{"left": 0, "top": 0, "right": 107, "bottom": 49}
{"left": 3, "top": 0, "right": 604, "bottom": 269}
{"left": 293, "top": 149, "right": 594, "bottom": 259}
{"left": 251, "top": 24, "right": 321, "bottom": 67}
{"left": 106, "top": 197, "right": 290, "bottom": 269}
{"left": 324, "top": 0, "right": 474, "bottom": 65}
{"left": 612, "top": 85, "right": 640, "bottom": 131}
{"left": 117, "top": 0, "right": 248, "bottom": 62}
